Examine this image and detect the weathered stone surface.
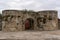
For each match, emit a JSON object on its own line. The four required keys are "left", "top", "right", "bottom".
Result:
{"left": 58, "top": 19, "right": 60, "bottom": 29}
{"left": 0, "top": 14, "right": 2, "bottom": 31}
{"left": 2, "top": 10, "right": 58, "bottom": 31}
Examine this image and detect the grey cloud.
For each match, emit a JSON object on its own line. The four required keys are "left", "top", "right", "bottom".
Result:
{"left": 0, "top": 0, "right": 60, "bottom": 18}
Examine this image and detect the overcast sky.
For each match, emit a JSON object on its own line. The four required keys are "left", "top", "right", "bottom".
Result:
{"left": 0, "top": 0, "right": 60, "bottom": 18}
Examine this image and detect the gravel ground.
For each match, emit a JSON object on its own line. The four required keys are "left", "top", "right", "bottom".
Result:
{"left": 0, "top": 30, "right": 60, "bottom": 40}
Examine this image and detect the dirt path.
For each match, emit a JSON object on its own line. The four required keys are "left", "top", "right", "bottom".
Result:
{"left": 0, "top": 30, "right": 60, "bottom": 40}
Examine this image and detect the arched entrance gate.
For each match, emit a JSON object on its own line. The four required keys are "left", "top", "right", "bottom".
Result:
{"left": 25, "top": 18, "right": 34, "bottom": 30}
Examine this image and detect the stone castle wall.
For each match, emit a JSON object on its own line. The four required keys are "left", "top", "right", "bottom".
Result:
{"left": 58, "top": 19, "right": 60, "bottom": 29}
{"left": 0, "top": 14, "right": 2, "bottom": 31}
{"left": 2, "top": 10, "right": 58, "bottom": 31}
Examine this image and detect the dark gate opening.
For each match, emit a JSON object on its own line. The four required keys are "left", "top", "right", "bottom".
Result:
{"left": 25, "top": 18, "right": 34, "bottom": 30}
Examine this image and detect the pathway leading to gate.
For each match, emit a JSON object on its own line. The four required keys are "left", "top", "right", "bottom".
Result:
{"left": 0, "top": 30, "right": 60, "bottom": 40}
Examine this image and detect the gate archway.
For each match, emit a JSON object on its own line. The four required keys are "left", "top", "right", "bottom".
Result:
{"left": 25, "top": 18, "right": 34, "bottom": 30}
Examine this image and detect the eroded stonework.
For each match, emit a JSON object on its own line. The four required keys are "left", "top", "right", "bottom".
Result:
{"left": 2, "top": 10, "right": 58, "bottom": 31}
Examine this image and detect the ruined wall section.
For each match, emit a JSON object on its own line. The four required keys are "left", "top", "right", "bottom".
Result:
{"left": 36, "top": 11, "right": 58, "bottom": 31}
{"left": 58, "top": 19, "right": 60, "bottom": 29}
{"left": 2, "top": 10, "right": 23, "bottom": 31}
{"left": 0, "top": 14, "right": 2, "bottom": 31}
{"left": 2, "top": 10, "right": 58, "bottom": 31}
